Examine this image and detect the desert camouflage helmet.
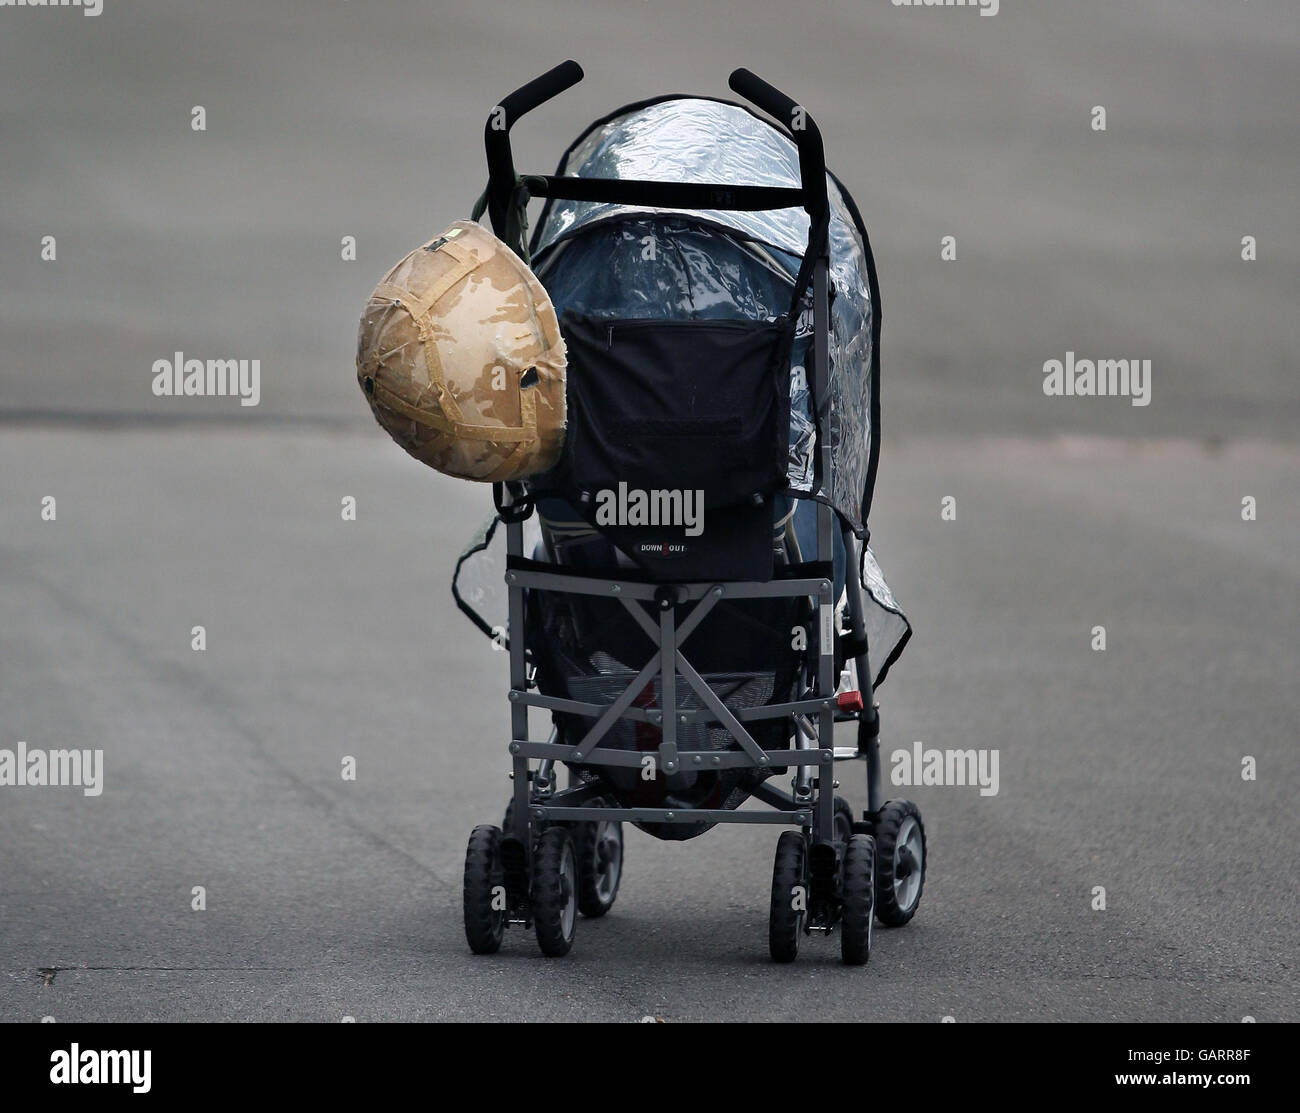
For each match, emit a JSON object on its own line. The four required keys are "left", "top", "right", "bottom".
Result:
{"left": 356, "top": 220, "right": 566, "bottom": 482}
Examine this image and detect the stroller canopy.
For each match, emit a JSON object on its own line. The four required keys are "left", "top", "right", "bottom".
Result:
{"left": 530, "top": 96, "right": 881, "bottom": 537}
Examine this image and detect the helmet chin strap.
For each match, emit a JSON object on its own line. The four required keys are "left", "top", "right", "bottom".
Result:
{"left": 473, "top": 178, "right": 532, "bottom": 264}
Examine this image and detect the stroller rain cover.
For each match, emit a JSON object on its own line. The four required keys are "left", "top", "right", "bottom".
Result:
{"left": 455, "top": 96, "right": 911, "bottom": 688}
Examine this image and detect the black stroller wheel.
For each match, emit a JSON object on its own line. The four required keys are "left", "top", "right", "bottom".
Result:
{"left": 768, "top": 831, "right": 808, "bottom": 963}
{"left": 532, "top": 827, "right": 578, "bottom": 957}
{"left": 840, "top": 833, "right": 876, "bottom": 966}
{"left": 463, "top": 825, "right": 506, "bottom": 955}
{"left": 503, "top": 796, "right": 549, "bottom": 842}
{"left": 833, "top": 796, "right": 855, "bottom": 847}
{"left": 873, "top": 800, "right": 926, "bottom": 926}
{"left": 502, "top": 797, "right": 525, "bottom": 834}
{"left": 575, "top": 815, "right": 623, "bottom": 918}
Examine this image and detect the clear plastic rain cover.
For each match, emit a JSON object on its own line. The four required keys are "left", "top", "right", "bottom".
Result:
{"left": 451, "top": 97, "right": 910, "bottom": 687}
{"left": 530, "top": 96, "right": 876, "bottom": 534}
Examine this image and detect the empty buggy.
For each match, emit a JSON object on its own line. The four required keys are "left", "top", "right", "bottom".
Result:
{"left": 454, "top": 63, "right": 923, "bottom": 963}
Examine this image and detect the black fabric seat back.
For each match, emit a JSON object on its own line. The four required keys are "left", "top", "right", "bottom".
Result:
{"left": 556, "top": 311, "right": 794, "bottom": 581}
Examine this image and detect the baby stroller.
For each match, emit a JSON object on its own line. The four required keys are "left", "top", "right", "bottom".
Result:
{"left": 453, "top": 62, "right": 921, "bottom": 964}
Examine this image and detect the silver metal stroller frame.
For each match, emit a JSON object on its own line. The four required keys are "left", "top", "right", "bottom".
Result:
{"left": 461, "top": 62, "right": 926, "bottom": 964}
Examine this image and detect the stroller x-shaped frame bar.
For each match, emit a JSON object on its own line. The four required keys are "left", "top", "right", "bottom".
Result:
{"left": 503, "top": 562, "right": 848, "bottom": 832}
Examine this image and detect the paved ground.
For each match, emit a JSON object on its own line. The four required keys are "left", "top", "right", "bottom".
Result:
{"left": 0, "top": 0, "right": 1296, "bottom": 1021}
{"left": 1, "top": 429, "right": 1295, "bottom": 1021}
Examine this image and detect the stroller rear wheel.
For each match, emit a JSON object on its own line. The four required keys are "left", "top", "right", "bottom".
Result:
{"left": 532, "top": 827, "right": 578, "bottom": 956}
{"left": 833, "top": 796, "right": 855, "bottom": 847}
{"left": 502, "top": 797, "right": 539, "bottom": 835}
{"left": 463, "top": 825, "right": 506, "bottom": 955}
{"left": 840, "top": 833, "right": 876, "bottom": 966}
{"left": 873, "top": 800, "right": 926, "bottom": 926}
{"left": 768, "top": 831, "right": 808, "bottom": 963}
{"left": 575, "top": 816, "right": 623, "bottom": 918}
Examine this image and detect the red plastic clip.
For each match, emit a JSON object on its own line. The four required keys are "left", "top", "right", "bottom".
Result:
{"left": 836, "top": 690, "right": 864, "bottom": 712}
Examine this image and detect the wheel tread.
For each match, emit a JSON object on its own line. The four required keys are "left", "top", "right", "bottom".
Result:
{"left": 463, "top": 824, "right": 505, "bottom": 955}
{"left": 769, "top": 831, "right": 807, "bottom": 963}
{"left": 873, "top": 799, "right": 926, "bottom": 927}
{"left": 574, "top": 817, "right": 623, "bottom": 918}
{"left": 532, "top": 827, "right": 576, "bottom": 957}
{"left": 840, "top": 832, "right": 875, "bottom": 965}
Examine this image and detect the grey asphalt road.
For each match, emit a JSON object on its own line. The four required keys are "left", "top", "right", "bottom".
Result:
{"left": 2, "top": 429, "right": 1295, "bottom": 1021}
{"left": 1, "top": 0, "right": 1297, "bottom": 1022}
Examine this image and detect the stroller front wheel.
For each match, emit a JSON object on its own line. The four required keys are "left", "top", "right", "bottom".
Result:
{"left": 532, "top": 827, "right": 578, "bottom": 957}
{"left": 463, "top": 825, "right": 507, "bottom": 955}
{"left": 768, "top": 831, "right": 809, "bottom": 963}
{"left": 873, "top": 800, "right": 926, "bottom": 926}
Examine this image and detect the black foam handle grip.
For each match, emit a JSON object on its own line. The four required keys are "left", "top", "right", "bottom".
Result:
{"left": 728, "top": 68, "right": 828, "bottom": 218}
{"left": 484, "top": 61, "right": 584, "bottom": 241}
{"left": 498, "top": 60, "right": 584, "bottom": 129}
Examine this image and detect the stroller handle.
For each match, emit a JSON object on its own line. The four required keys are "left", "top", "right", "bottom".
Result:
{"left": 484, "top": 61, "right": 585, "bottom": 245}
{"left": 728, "top": 68, "right": 829, "bottom": 222}
{"left": 494, "top": 60, "right": 585, "bottom": 129}
{"left": 481, "top": 64, "right": 829, "bottom": 249}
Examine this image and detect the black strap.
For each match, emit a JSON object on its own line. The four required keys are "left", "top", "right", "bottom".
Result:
{"left": 780, "top": 560, "right": 834, "bottom": 580}
{"left": 523, "top": 175, "right": 804, "bottom": 213}
{"left": 470, "top": 185, "right": 489, "bottom": 222}
{"left": 839, "top": 630, "right": 869, "bottom": 662}
{"left": 787, "top": 210, "right": 829, "bottom": 321}
{"left": 473, "top": 179, "right": 532, "bottom": 261}
{"left": 493, "top": 482, "right": 534, "bottom": 523}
